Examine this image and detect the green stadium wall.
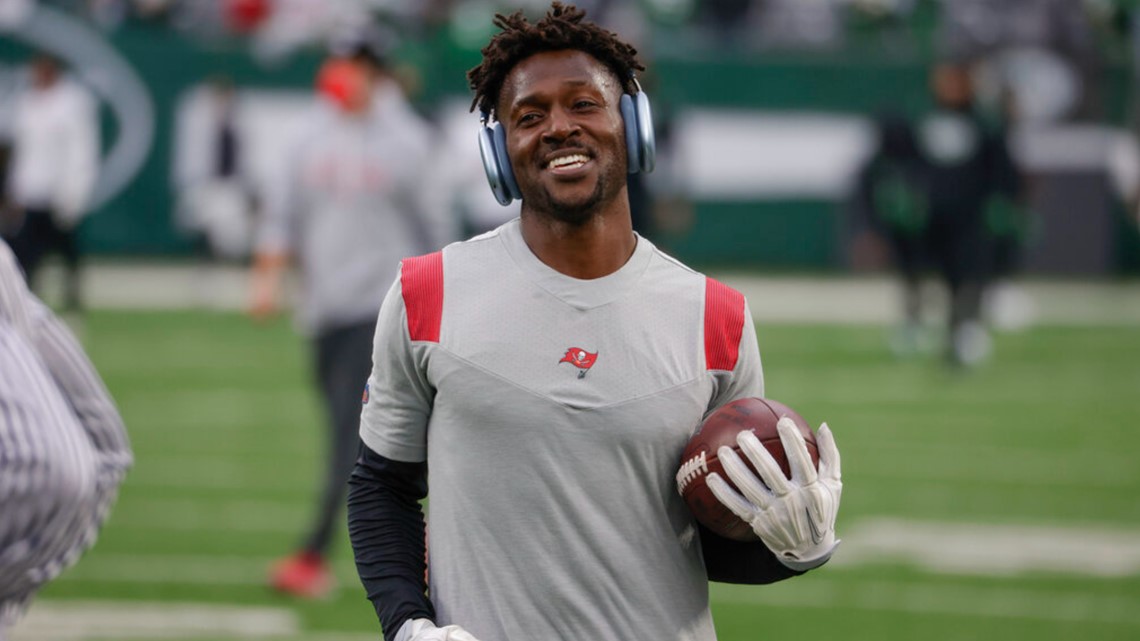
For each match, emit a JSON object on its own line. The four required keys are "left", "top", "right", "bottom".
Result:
{"left": 2, "top": 23, "right": 1136, "bottom": 273}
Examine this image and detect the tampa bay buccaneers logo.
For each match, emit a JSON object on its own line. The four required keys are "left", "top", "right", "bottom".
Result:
{"left": 559, "top": 347, "right": 598, "bottom": 379}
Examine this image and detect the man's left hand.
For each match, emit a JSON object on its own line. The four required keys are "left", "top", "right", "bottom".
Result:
{"left": 706, "top": 417, "right": 843, "bottom": 571}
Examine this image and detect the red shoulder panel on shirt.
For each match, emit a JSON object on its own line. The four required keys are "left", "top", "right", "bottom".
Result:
{"left": 400, "top": 251, "right": 443, "bottom": 343}
{"left": 704, "top": 277, "right": 745, "bottom": 371}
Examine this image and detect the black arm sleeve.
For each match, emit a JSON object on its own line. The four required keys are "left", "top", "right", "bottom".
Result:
{"left": 699, "top": 524, "right": 806, "bottom": 584}
{"left": 347, "top": 441, "right": 435, "bottom": 641}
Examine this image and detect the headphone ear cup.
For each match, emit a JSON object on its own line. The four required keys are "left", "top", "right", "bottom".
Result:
{"left": 634, "top": 90, "right": 656, "bottom": 174}
{"left": 491, "top": 122, "right": 521, "bottom": 202}
{"left": 478, "top": 124, "right": 510, "bottom": 206}
{"left": 478, "top": 121, "right": 520, "bottom": 205}
{"left": 620, "top": 93, "right": 642, "bottom": 174}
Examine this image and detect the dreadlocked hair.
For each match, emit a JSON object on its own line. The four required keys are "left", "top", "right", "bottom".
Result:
{"left": 467, "top": 2, "right": 643, "bottom": 118}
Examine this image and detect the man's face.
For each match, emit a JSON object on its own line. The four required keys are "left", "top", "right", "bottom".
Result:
{"left": 30, "top": 58, "right": 59, "bottom": 90}
{"left": 316, "top": 57, "right": 374, "bottom": 114}
{"left": 931, "top": 63, "right": 973, "bottom": 110}
{"left": 497, "top": 49, "right": 627, "bottom": 223}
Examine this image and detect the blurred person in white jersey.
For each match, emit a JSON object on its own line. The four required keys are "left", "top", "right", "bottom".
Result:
{"left": 249, "top": 28, "right": 453, "bottom": 599}
{"left": 346, "top": 4, "right": 843, "bottom": 641}
{"left": 2, "top": 52, "right": 99, "bottom": 313}
{"left": 0, "top": 238, "right": 131, "bottom": 639}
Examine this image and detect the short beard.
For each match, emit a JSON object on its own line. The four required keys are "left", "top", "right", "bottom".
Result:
{"left": 524, "top": 146, "right": 627, "bottom": 226}
{"left": 528, "top": 178, "right": 608, "bottom": 226}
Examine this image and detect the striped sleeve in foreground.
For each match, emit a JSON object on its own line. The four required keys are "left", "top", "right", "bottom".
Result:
{"left": 0, "top": 241, "right": 33, "bottom": 336}
{"left": 0, "top": 326, "right": 100, "bottom": 618}
{"left": 30, "top": 300, "right": 132, "bottom": 471}
{"left": 0, "top": 241, "right": 131, "bottom": 621}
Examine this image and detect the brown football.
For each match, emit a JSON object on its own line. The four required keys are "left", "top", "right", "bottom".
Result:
{"left": 677, "top": 397, "right": 819, "bottom": 541}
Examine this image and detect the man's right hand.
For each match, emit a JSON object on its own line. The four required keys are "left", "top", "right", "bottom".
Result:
{"left": 247, "top": 281, "right": 279, "bottom": 321}
{"left": 396, "top": 618, "right": 482, "bottom": 641}
{"left": 247, "top": 251, "right": 287, "bottom": 322}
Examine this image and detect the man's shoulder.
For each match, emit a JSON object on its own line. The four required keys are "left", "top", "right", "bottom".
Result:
{"left": 640, "top": 239, "right": 723, "bottom": 294}
{"left": 443, "top": 222, "right": 510, "bottom": 260}
{"left": 399, "top": 223, "right": 508, "bottom": 282}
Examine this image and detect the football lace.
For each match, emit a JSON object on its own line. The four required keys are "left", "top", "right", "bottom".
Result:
{"left": 675, "top": 451, "right": 708, "bottom": 495}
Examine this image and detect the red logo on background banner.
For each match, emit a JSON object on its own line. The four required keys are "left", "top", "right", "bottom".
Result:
{"left": 559, "top": 348, "right": 598, "bottom": 378}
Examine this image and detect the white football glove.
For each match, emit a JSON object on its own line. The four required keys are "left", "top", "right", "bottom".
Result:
{"left": 707, "top": 417, "right": 843, "bottom": 571}
{"left": 395, "top": 618, "right": 483, "bottom": 641}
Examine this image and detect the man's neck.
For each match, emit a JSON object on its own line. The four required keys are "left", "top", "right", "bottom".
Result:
{"left": 518, "top": 204, "right": 637, "bottom": 280}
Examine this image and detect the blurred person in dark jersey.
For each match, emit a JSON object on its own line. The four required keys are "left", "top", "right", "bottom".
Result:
{"left": 248, "top": 30, "right": 453, "bottom": 598}
{"left": 855, "top": 61, "right": 1023, "bottom": 366}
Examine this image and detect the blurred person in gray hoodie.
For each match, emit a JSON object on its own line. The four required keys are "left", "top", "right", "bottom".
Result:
{"left": 248, "top": 30, "right": 453, "bottom": 599}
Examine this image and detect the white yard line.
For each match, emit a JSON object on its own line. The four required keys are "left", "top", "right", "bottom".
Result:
{"left": 110, "top": 497, "right": 303, "bottom": 533}
{"left": 717, "top": 274, "right": 1140, "bottom": 326}
{"left": 33, "top": 263, "right": 1140, "bottom": 325}
{"left": 59, "top": 554, "right": 275, "bottom": 585}
{"left": 125, "top": 460, "right": 314, "bottom": 492}
{"left": 10, "top": 600, "right": 380, "bottom": 640}
{"left": 848, "top": 448, "right": 1139, "bottom": 488}
{"left": 57, "top": 554, "right": 358, "bottom": 587}
{"left": 22, "top": 517, "right": 1140, "bottom": 639}
{"left": 834, "top": 518, "right": 1140, "bottom": 577}
{"left": 10, "top": 601, "right": 298, "bottom": 640}
{"left": 55, "top": 520, "right": 1140, "bottom": 588}
{"left": 712, "top": 578, "right": 1140, "bottom": 626}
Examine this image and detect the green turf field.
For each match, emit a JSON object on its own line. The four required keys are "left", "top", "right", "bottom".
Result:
{"left": 24, "top": 310, "right": 1140, "bottom": 641}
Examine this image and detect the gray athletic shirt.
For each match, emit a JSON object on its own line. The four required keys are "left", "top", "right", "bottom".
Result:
{"left": 360, "top": 219, "right": 763, "bottom": 641}
{"left": 256, "top": 85, "right": 453, "bottom": 334}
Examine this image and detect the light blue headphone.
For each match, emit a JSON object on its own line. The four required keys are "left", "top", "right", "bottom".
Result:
{"left": 478, "top": 77, "right": 656, "bottom": 206}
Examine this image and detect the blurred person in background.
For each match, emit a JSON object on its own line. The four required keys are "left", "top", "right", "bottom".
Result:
{"left": 0, "top": 237, "right": 132, "bottom": 640}
{"left": 938, "top": 0, "right": 1096, "bottom": 121}
{"left": 430, "top": 97, "right": 522, "bottom": 237}
{"left": 172, "top": 75, "right": 256, "bottom": 262}
{"left": 248, "top": 29, "right": 453, "bottom": 599}
{"left": 853, "top": 111, "right": 933, "bottom": 354}
{"left": 934, "top": 0, "right": 1097, "bottom": 330}
{"left": 1, "top": 52, "right": 99, "bottom": 314}
{"left": 854, "top": 60, "right": 1023, "bottom": 367}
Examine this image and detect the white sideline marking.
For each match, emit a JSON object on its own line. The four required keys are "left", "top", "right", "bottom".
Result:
{"left": 112, "top": 497, "right": 303, "bottom": 533}
{"left": 10, "top": 601, "right": 297, "bottom": 640}
{"left": 125, "top": 457, "right": 315, "bottom": 492}
{"left": 712, "top": 578, "right": 1140, "bottom": 626}
{"left": 61, "top": 554, "right": 272, "bottom": 585}
{"left": 57, "top": 521, "right": 1140, "bottom": 590}
{"left": 849, "top": 444, "right": 1139, "bottom": 488}
{"left": 59, "top": 554, "right": 358, "bottom": 587}
{"left": 835, "top": 518, "right": 1140, "bottom": 577}
{"left": 36, "top": 263, "right": 1140, "bottom": 325}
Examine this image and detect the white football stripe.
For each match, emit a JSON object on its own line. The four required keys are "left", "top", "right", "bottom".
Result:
{"left": 11, "top": 601, "right": 297, "bottom": 639}
{"left": 712, "top": 578, "right": 1140, "bottom": 625}
{"left": 834, "top": 518, "right": 1140, "bottom": 577}
{"left": 110, "top": 497, "right": 303, "bottom": 533}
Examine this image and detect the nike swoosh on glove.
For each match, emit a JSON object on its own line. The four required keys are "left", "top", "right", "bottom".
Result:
{"left": 395, "top": 618, "right": 483, "bottom": 641}
{"left": 707, "top": 417, "right": 843, "bottom": 571}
